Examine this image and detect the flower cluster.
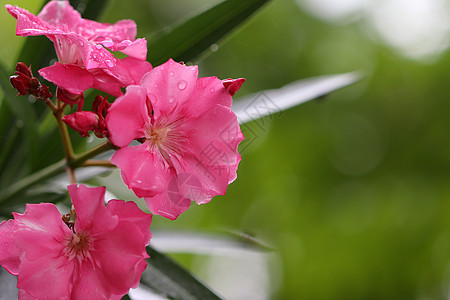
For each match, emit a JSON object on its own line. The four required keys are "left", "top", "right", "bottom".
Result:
{"left": 1, "top": 1, "right": 245, "bottom": 299}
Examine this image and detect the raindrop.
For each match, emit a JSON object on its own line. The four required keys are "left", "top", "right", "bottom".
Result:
{"left": 95, "top": 45, "right": 103, "bottom": 50}
{"left": 168, "top": 97, "right": 175, "bottom": 103}
{"left": 105, "top": 60, "right": 115, "bottom": 68}
{"left": 169, "top": 71, "right": 174, "bottom": 77}
{"left": 77, "top": 40, "right": 84, "bottom": 47}
{"left": 177, "top": 80, "right": 187, "bottom": 90}
{"left": 210, "top": 43, "right": 219, "bottom": 52}
{"left": 210, "top": 88, "right": 215, "bottom": 93}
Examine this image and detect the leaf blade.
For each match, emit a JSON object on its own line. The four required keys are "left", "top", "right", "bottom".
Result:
{"left": 232, "top": 71, "right": 363, "bottom": 124}
{"left": 141, "top": 246, "right": 222, "bottom": 300}
{"left": 148, "top": 0, "right": 271, "bottom": 65}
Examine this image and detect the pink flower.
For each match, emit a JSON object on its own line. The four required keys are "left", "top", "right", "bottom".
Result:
{"left": 6, "top": 1, "right": 151, "bottom": 96}
{"left": 106, "top": 59, "right": 244, "bottom": 220}
{"left": 0, "top": 184, "right": 152, "bottom": 300}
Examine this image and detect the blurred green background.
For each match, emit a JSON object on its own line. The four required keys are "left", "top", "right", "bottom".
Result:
{"left": 2, "top": 0, "right": 450, "bottom": 299}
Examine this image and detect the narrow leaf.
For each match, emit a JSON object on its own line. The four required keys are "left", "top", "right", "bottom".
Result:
{"left": 232, "top": 71, "right": 362, "bottom": 124}
{"left": 0, "top": 61, "right": 40, "bottom": 174}
{"left": 141, "top": 246, "right": 222, "bottom": 300}
{"left": 148, "top": 0, "right": 271, "bottom": 65}
{"left": 150, "top": 230, "right": 273, "bottom": 255}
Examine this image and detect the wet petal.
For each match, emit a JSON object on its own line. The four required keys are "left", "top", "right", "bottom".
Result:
{"left": 106, "top": 85, "right": 150, "bottom": 147}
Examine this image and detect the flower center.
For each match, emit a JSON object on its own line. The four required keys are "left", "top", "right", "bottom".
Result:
{"left": 64, "top": 232, "right": 93, "bottom": 262}
{"left": 144, "top": 116, "right": 189, "bottom": 161}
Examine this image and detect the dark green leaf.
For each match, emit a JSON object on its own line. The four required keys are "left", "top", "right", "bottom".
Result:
{"left": 141, "top": 246, "right": 222, "bottom": 300}
{"left": 148, "top": 0, "right": 271, "bottom": 66}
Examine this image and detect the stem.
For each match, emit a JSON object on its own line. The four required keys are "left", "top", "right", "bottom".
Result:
{"left": 0, "top": 160, "right": 66, "bottom": 206}
{"left": 54, "top": 103, "right": 75, "bottom": 161}
{"left": 0, "top": 141, "right": 115, "bottom": 206}
{"left": 70, "top": 141, "right": 115, "bottom": 167}
{"left": 82, "top": 160, "right": 115, "bottom": 167}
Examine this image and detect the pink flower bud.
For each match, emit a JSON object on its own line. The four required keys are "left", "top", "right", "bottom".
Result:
{"left": 63, "top": 111, "right": 99, "bottom": 138}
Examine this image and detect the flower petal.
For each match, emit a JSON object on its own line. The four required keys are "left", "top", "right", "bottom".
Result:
{"left": 106, "top": 85, "right": 150, "bottom": 147}
{"left": 93, "top": 221, "right": 149, "bottom": 295}
{"left": 105, "top": 56, "right": 152, "bottom": 87}
{"left": 68, "top": 184, "right": 117, "bottom": 234}
{"left": 39, "top": 63, "right": 94, "bottom": 94}
{"left": 0, "top": 219, "right": 20, "bottom": 275}
{"left": 107, "top": 200, "right": 152, "bottom": 245}
{"left": 111, "top": 144, "right": 170, "bottom": 198}
{"left": 144, "top": 176, "right": 192, "bottom": 220}
{"left": 141, "top": 59, "right": 198, "bottom": 119}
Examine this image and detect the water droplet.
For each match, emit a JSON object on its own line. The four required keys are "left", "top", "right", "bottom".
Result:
{"left": 210, "top": 88, "right": 215, "bottom": 93}
{"left": 77, "top": 40, "right": 84, "bottom": 47}
{"left": 92, "top": 54, "right": 97, "bottom": 59}
{"left": 169, "top": 71, "right": 174, "bottom": 77}
{"left": 95, "top": 45, "right": 103, "bottom": 50}
{"left": 177, "top": 80, "right": 187, "bottom": 90}
{"left": 105, "top": 59, "right": 115, "bottom": 68}
{"left": 168, "top": 97, "right": 175, "bottom": 103}
{"left": 210, "top": 43, "right": 219, "bottom": 52}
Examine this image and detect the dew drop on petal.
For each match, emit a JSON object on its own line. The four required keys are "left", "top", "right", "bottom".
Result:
{"left": 105, "top": 60, "right": 115, "bottom": 68}
{"left": 210, "top": 88, "right": 215, "bottom": 93}
{"left": 177, "top": 80, "right": 187, "bottom": 90}
{"left": 95, "top": 45, "right": 103, "bottom": 50}
{"left": 169, "top": 71, "right": 174, "bottom": 77}
{"left": 77, "top": 40, "right": 84, "bottom": 47}
{"left": 168, "top": 96, "right": 175, "bottom": 103}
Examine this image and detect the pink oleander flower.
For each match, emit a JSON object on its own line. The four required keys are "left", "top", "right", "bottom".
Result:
{"left": 106, "top": 59, "right": 245, "bottom": 220}
{"left": 6, "top": 1, "right": 151, "bottom": 96}
{"left": 0, "top": 184, "right": 152, "bottom": 300}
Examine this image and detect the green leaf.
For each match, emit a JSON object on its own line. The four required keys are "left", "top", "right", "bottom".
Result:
{"left": 148, "top": 0, "right": 271, "bottom": 66}
{"left": 150, "top": 230, "right": 274, "bottom": 255}
{"left": 141, "top": 246, "right": 222, "bottom": 300}
{"left": 0, "top": 61, "right": 40, "bottom": 176}
{"left": 232, "top": 71, "right": 363, "bottom": 124}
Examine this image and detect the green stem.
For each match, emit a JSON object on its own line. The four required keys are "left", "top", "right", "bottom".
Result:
{"left": 0, "top": 141, "right": 115, "bottom": 205}
{"left": 54, "top": 104, "right": 75, "bottom": 162}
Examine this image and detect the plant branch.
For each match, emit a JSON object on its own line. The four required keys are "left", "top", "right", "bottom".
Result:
{"left": 0, "top": 141, "right": 115, "bottom": 205}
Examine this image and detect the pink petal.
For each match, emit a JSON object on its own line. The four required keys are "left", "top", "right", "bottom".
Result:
{"left": 39, "top": 63, "right": 94, "bottom": 94}
{"left": 37, "top": 0, "right": 82, "bottom": 31}
{"left": 80, "top": 18, "right": 137, "bottom": 45}
{"left": 109, "top": 38, "right": 148, "bottom": 60}
{"left": 145, "top": 178, "right": 192, "bottom": 220}
{"left": 17, "top": 253, "right": 74, "bottom": 300}
{"left": 6, "top": 5, "right": 54, "bottom": 37}
{"left": 11, "top": 203, "right": 74, "bottom": 299}
{"left": 107, "top": 200, "right": 153, "bottom": 245}
{"left": 68, "top": 184, "right": 118, "bottom": 234}
{"left": 0, "top": 219, "right": 20, "bottom": 275}
{"left": 111, "top": 144, "right": 170, "bottom": 198}
{"left": 140, "top": 59, "right": 198, "bottom": 119}
{"left": 222, "top": 78, "right": 246, "bottom": 96}
{"left": 105, "top": 56, "right": 152, "bottom": 87}
{"left": 106, "top": 85, "right": 150, "bottom": 147}
{"left": 183, "top": 76, "right": 234, "bottom": 118}
{"left": 71, "top": 261, "right": 113, "bottom": 300}
{"left": 185, "top": 105, "right": 244, "bottom": 168}
{"left": 93, "top": 221, "right": 149, "bottom": 294}
{"left": 13, "top": 204, "right": 71, "bottom": 261}
{"left": 89, "top": 69, "right": 123, "bottom": 97}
